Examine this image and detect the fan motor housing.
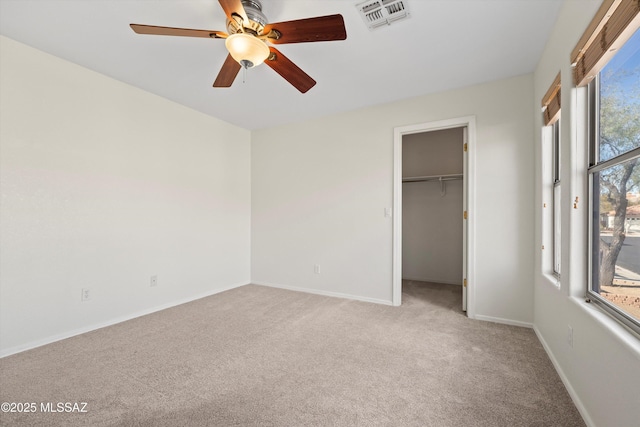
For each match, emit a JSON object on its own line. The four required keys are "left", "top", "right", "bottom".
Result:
{"left": 226, "top": 0, "right": 268, "bottom": 35}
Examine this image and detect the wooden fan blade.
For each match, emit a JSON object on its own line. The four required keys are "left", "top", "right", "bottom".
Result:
{"left": 218, "top": 0, "right": 249, "bottom": 26}
{"left": 263, "top": 14, "right": 347, "bottom": 44}
{"left": 265, "top": 47, "right": 316, "bottom": 93}
{"left": 213, "top": 54, "right": 242, "bottom": 87}
{"left": 130, "top": 24, "right": 226, "bottom": 39}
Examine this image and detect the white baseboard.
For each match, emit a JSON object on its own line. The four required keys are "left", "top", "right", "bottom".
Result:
{"left": 252, "top": 281, "right": 393, "bottom": 306}
{"left": 0, "top": 281, "right": 249, "bottom": 358}
{"left": 533, "top": 326, "right": 594, "bottom": 427}
{"left": 475, "top": 314, "right": 533, "bottom": 329}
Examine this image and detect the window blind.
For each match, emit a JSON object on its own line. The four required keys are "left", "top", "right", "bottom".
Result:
{"left": 541, "top": 73, "right": 561, "bottom": 126}
{"left": 572, "top": 0, "right": 640, "bottom": 86}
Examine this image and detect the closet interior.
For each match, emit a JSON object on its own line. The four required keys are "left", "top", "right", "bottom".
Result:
{"left": 402, "top": 127, "right": 464, "bottom": 293}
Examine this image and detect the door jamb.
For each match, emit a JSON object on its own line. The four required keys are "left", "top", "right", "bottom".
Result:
{"left": 392, "top": 116, "right": 476, "bottom": 320}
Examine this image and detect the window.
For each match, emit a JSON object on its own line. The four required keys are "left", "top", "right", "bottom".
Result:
{"left": 575, "top": 0, "right": 640, "bottom": 334}
{"left": 542, "top": 73, "right": 561, "bottom": 277}
{"left": 588, "top": 36, "right": 640, "bottom": 332}
{"left": 552, "top": 120, "right": 561, "bottom": 276}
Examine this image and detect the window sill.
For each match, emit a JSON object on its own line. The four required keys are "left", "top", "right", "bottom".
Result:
{"left": 569, "top": 296, "right": 640, "bottom": 355}
{"left": 542, "top": 272, "right": 561, "bottom": 289}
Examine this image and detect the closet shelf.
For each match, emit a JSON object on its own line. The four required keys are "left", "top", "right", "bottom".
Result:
{"left": 402, "top": 173, "right": 463, "bottom": 183}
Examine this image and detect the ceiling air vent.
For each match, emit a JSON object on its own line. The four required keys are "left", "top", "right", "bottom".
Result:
{"left": 356, "top": 0, "right": 410, "bottom": 30}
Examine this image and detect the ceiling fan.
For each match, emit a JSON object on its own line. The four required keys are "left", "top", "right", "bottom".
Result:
{"left": 130, "top": 0, "right": 347, "bottom": 93}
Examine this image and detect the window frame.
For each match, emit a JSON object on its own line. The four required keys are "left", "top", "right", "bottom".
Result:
{"left": 542, "top": 73, "right": 562, "bottom": 280}
{"left": 552, "top": 119, "right": 561, "bottom": 277}
{"left": 573, "top": 0, "right": 640, "bottom": 336}
{"left": 586, "top": 74, "right": 640, "bottom": 336}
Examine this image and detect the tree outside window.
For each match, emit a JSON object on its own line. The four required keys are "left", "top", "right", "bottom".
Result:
{"left": 590, "top": 29, "right": 640, "bottom": 324}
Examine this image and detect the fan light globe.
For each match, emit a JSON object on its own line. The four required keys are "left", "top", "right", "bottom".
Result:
{"left": 225, "top": 33, "right": 270, "bottom": 68}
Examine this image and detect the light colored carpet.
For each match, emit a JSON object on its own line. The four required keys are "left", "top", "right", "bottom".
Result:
{"left": 0, "top": 281, "right": 584, "bottom": 426}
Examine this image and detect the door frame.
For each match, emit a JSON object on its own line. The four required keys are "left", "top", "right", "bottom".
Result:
{"left": 392, "top": 116, "right": 476, "bottom": 319}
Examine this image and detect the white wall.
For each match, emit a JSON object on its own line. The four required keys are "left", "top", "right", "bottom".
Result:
{"left": 252, "top": 74, "right": 535, "bottom": 324}
{"left": 402, "top": 129, "right": 463, "bottom": 285}
{"left": 533, "top": 1, "right": 640, "bottom": 426}
{"left": 0, "top": 36, "right": 251, "bottom": 356}
{"left": 402, "top": 129, "right": 464, "bottom": 178}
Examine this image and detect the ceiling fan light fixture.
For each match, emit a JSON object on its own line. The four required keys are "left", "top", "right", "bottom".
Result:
{"left": 225, "top": 33, "right": 270, "bottom": 68}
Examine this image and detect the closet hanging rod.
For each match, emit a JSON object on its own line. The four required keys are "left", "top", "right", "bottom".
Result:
{"left": 402, "top": 173, "right": 463, "bottom": 183}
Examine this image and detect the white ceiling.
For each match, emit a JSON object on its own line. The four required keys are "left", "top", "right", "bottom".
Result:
{"left": 0, "top": 0, "right": 563, "bottom": 130}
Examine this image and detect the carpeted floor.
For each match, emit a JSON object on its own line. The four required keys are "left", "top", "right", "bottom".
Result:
{"left": 0, "top": 281, "right": 585, "bottom": 426}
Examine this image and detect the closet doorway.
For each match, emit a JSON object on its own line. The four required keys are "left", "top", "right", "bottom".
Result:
{"left": 392, "top": 117, "right": 476, "bottom": 318}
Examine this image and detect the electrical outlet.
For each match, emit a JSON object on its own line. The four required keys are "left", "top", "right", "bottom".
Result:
{"left": 314, "top": 264, "right": 321, "bottom": 274}
{"left": 150, "top": 275, "right": 158, "bottom": 287}
{"left": 81, "top": 288, "right": 92, "bottom": 302}
{"left": 567, "top": 325, "right": 573, "bottom": 348}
